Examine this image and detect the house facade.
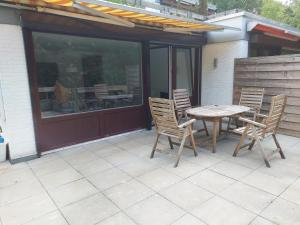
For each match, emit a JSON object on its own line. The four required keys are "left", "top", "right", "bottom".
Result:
{"left": 0, "top": 0, "right": 226, "bottom": 162}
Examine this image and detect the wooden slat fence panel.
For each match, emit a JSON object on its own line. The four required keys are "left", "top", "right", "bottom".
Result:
{"left": 234, "top": 54, "right": 300, "bottom": 137}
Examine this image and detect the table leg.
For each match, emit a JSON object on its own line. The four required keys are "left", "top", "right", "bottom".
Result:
{"left": 212, "top": 118, "right": 219, "bottom": 153}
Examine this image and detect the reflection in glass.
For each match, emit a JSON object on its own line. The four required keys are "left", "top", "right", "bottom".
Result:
{"left": 176, "top": 48, "right": 194, "bottom": 96}
{"left": 150, "top": 45, "right": 169, "bottom": 98}
{"left": 33, "top": 32, "right": 142, "bottom": 118}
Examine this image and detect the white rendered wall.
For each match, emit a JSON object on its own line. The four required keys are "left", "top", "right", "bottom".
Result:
{"left": 0, "top": 24, "right": 37, "bottom": 159}
{"left": 206, "top": 15, "right": 247, "bottom": 43}
{"left": 201, "top": 40, "right": 248, "bottom": 105}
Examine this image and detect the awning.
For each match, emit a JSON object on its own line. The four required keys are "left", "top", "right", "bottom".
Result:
{"left": 247, "top": 21, "right": 300, "bottom": 42}
{"left": 9, "top": 0, "right": 239, "bottom": 34}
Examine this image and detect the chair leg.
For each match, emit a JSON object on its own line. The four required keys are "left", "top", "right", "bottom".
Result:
{"left": 226, "top": 117, "right": 232, "bottom": 135}
{"left": 174, "top": 133, "right": 187, "bottom": 168}
{"left": 202, "top": 120, "right": 209, "bottom": 136}
{"left": 233, "top": 125, "right": 250, "bottom": 157}
{"left": 235, "top": 117, "right": 239, "bottom": 128}
{"left": 168, "top": 137, "right": 174, "bottom": 150}
{"left": 272, "top": 134, "right": 285, "bottom": 159}
{"left": 257, "top": 139, "right": 271, "bottom": 168}
{"left": 150, "top": 134, "right": 160, "bottom": 158}
{"left": 219, "top": 118, "right": 222, "bottom": 135}
{"left": 248, "top": 139, "right": 256, "bottom": 150}
{"left": 189, "top": 127, "right": 197, "bottom": 157}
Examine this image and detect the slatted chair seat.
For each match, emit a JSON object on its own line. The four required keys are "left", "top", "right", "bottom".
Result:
{"left": 173, "top": 89, "right": 209, "bottom": 136}
{"left": 232, "top": 95, "right": 287, "bottom": 168}
{"left": 234, "top": 126, "right": 264, "bottom": 139}
{"left": 149, "top": 97, "right": 197, "bottom": 167}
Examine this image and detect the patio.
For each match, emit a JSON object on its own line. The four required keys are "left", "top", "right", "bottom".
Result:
{"left": 0, "top": 129, "right": 300, "bottom": 225}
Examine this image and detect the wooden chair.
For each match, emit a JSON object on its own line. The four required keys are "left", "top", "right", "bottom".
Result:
{"left": 94, "top": 83, "right": 110, "bottom": 107}
{"left": 94, "top": 83, "right": 109, "bottom": 100}
{"left": 149, "top": 97, "right": 197, "bottom": 167}
{"left": 173, "top": 89, "right": 209, "bottom": 136}
{"left": 232, "top": 95, "right": 287, "bottom": 168}
{"left": 227, "top": 87, "right": 264, "bottom": 131}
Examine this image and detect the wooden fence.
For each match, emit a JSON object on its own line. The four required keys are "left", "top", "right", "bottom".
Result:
{"left": 234, "top": 54, "right": 300, "bottom": 137}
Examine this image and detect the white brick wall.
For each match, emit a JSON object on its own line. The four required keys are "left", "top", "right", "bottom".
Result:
{"left": 0, "top": 24, "right": 37, "bottom": 159}
{"left": 201, "top": 40, "right": 248, "bottom": 105}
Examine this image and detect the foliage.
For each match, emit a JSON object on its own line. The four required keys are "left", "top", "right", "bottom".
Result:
{"left": 208, "top": 0, "right": 300, "bottom": 28}
{"left": 209, "top": 0, "right": 262, "bottom": 13}
{"left": 260, "top": 0, "right": 285, "bottom": 22}
{"left": 261, "top": 0, "right": 300, "bottom": 29}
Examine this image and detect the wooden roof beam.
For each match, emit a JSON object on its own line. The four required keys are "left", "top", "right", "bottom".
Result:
{"left": 164, "top": 27, "right": 222, "bottom": 33}
{"left": 73, "top": 1, "right": 135, "bottom": 27}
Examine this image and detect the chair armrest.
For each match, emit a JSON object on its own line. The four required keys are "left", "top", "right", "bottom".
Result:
{"left": 245, "top": 109, "right": 256, "bottom": 114}
{"left": 256, "top": 113, "right": 268, "bottom": 118}
{"left": 178, "top": 119, "right": 196, "bottom": 128}
{"left": 238, "top": 117, "right": 266, "bottom": 128}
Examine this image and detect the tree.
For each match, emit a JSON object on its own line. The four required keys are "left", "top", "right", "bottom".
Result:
{"left": 209, "top": 0, "right": 262, "bottom": 13}
{"left": 261, "top": 0, "right": 300, "bottom": 28}
{"left": 283, "top": 0, "right": 300, "bottom": 28}
{"left": 260, "top": 0, "right": 285, "bottom": 22}
{"left": 200, "top": 0, "right": 208, "bottom": 15}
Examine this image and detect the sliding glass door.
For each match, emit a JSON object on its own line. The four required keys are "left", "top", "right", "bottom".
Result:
{"left": 149, "top": 44, "right": 199, "bottom": 104}
{"left": 174, "top": 47, "right": 194, "bottom": 97}
{"left": 150, "top": 44, "right": 170, "bottom": 99}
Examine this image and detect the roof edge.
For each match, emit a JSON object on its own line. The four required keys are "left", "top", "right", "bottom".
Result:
{"left": 206, "top": 10, "right": 300, "bottom": 35}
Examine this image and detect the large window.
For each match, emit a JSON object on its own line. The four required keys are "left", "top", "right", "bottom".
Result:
{"left": 33, "top": 32, "right": 142, "bottom": 118}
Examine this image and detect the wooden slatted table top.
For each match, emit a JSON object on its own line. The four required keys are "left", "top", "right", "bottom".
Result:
{"left": 186, "top": 105, "right": 250, "bottom": 118}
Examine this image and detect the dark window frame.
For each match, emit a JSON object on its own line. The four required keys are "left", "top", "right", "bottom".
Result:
{"left": 32, "top": 31, "right": 144, "bottom": 118}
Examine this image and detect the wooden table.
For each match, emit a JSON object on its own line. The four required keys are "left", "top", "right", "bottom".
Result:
{"left": 186, "top": 105, "right": 250, "bottom": 153}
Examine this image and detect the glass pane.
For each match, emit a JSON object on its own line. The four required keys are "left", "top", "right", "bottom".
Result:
{"left": 33, "top": 32, "right": 142, "bottom": 118}
{"left": 176, "top": 48, "right": 193, "bottom": 96}
{"left": 150, "top": 46, "right": 169, "bottom": 98}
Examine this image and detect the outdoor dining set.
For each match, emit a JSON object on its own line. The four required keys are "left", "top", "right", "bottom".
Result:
{"left": 148, "top": 88, "right": 287, "bottom": 168}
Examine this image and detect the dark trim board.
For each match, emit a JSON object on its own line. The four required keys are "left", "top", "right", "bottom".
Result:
{"left": 20, "top": 10, "right": 206, "bottom": 46}
{"left": 10, "top": 154, "right": 38, "bottom": 164}
{"left": 142, "top": 41, "right": 152, "bottom": 130}
{"left": 37, "top": 107, "right": 147, "bottom": 151}
{"left": 23, "top": 28, "right": 42, "bottom": 155}
{"left": 249, "top": 33, "right": 300, "bottom": 51}
{"left": 194, "top": 47, "right": 201, "bottom": 105}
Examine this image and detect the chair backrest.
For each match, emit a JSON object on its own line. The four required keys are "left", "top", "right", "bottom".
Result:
{"left": 149, "top": 97, "right": 181, "bottom": 138}
{"left": 173, "top": 89, "right": 192, "bottom": 119}
{"left": 94, "top": 83, "right": 108, "bottom": 100}
{"left": 264, "top": 94, "right": 287, "bottom": 135}
{"left": 239, "top": 87, "right": 264, "bottom": 113}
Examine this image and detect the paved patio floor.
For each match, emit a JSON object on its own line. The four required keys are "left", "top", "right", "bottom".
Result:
{"left": 0, "top": 129, "right": 300, "bottom": 225}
